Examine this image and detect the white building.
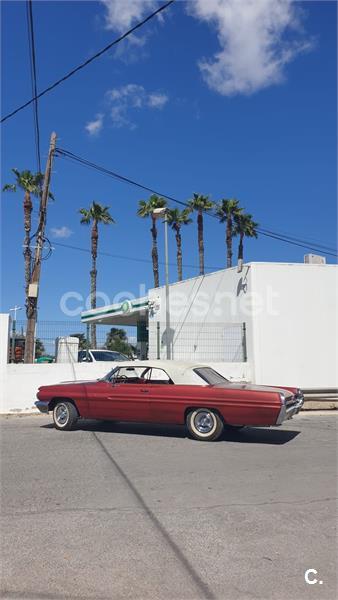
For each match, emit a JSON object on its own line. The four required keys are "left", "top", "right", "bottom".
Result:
{"left": 81, "top": 262, "right": 338, "bottom": 389}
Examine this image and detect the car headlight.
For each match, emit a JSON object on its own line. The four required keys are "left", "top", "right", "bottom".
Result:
{"left": 279, "top": 393, "right": 286, "bottom": 404}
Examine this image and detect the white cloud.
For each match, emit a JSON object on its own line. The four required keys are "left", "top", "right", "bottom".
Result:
{"left": 85, "top": 113, "right": 104, "bottom": 136}
{"left": 148, "top": 93, "right": 168, "bottom": 109}
{"left": 187, "top": 0, "right": 313, "bottom": 96}
{"left": 50, "top": 226, "right": 73, "bottom": 239}
{"left": 99, "top": 1, "right": 313, "bottom": 97}
{"left": 100, "top": 0, "right": 159, "bottom": 32}
{"left": 106, "top": 84, "right": 168, "bottom": 128}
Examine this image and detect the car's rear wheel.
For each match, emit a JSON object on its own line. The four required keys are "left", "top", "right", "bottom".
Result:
{"left": 186, "top": 408, "right": 223, "bottom": 441}
{"left": 53, "top": 401, "right": 78, "bottom": 431}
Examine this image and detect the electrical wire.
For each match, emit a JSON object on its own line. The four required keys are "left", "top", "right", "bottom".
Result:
{"left": 258, "top": 226, "right": 336, "bottom": 253}
{"left": 52, "top": 240, "right": 222, "bottom": 271}
{"left": 257, "top": 230, "right": 337, "bottom": 257}
{"left": 56, "top": 147, "right": 186, "bottom": 207}
{"left": 1, "top": 0, "right": 175, "bottom": 124}
{"left": 258, "top": 227, "right": 336, "bottom": 253}
{"left": 55, "top": 147, "right": 338, "bottom": 258}
{"left": 26, "top": 0, "right": 41, "bottom": 173}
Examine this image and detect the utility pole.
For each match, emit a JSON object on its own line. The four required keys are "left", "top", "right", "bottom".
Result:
{"left": 24, "top": 132, "right": 57, "bottom": 363}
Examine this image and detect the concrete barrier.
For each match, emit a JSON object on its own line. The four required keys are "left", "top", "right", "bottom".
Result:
{"left": 0, "top": 362, "right": 118, "bottom": 414}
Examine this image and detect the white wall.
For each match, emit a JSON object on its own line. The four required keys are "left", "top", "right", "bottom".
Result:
{"left": 250, "top": 263, "right": 338, "bottom": 388}
{"left": 148, "top": 266, "right": 255, "bottom": 366}
{"left": 147, "top": 263, "right": 338, "bottom": 389}
{"left": 0, "top": 362, "right": 119, "bottom": 414}
{"left": 0, "top": 314, "right": 10, "bottom": 365}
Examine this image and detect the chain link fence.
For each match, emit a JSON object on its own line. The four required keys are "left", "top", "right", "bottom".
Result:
{"left": 9, "top": 319, "right": 247, "bottom": 363}
{"left": 10, "top": 320, "right": 136, "bottom": 362}
{"left": 148, "top": 321, "right": 247, "bottom": 362}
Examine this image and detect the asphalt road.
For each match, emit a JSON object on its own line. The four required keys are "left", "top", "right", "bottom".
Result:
{"left": 0, "top": 413, "right": 337, "bottom": 600}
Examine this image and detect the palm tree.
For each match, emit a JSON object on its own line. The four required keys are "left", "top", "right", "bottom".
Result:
{"left": 3, "top": 169, "right": 45, "bottom": 301}
{"left": 215, "top": 198, "right": 243, "bottom": 268}
{"left": 188, "top": 193, "right": 214, "bottom": 275}
{"left": 167, "top": 208, "right": 192, "bottom": 281}
{"left": 234, "top": 212, "right": 258, "bottom": 269}
{"left": 79, "top": 202, "right": 115, "bottom": 348}
{"left": 137, "top": 194, "right": 167, "bottom": 288}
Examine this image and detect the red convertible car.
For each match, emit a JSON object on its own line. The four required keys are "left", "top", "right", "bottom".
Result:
{"left": 35, "top": 361, "right": 304, "bottom": 441}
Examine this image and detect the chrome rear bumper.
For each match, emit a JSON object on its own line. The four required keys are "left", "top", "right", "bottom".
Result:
{"left": 35, "top": 400, "right": 49, "bottom": 414}
{"left": 276, "top": 394, "right": 304, "bottom": 425}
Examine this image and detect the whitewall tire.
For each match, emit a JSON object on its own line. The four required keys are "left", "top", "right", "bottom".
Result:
{"left": 53, "top": 401, "right": 78, "bottom": 431}
{"left": 186, "top": 408, "right": 223, "bottom": 442}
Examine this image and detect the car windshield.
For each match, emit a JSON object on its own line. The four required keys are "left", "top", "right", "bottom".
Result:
{"left": 103, "top": 366, "right": 147, "bottom": 382}
{"left": 92, "top": 351, "right": 128, "bottom": 361}
{"left": 193, "top": 367, "right": 229, "bottom": 385}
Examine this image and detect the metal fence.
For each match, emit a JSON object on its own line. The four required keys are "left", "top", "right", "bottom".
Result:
{"left": 9, "top": 319, "right": 247, "bottom": 364}
{"left": 148, "top": 321, "right": 247, "bottom": 362}
{"left": 11, "top": 320, "right": 129, "bottom": 361}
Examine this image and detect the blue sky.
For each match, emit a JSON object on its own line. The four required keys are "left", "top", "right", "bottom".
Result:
{"left": 1, "top": 0, "right": 337, "bottom": 323}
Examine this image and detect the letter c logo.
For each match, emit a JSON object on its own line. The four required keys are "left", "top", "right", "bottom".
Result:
{"left": 305, "top": 569, "right": 318, "bottom": 584}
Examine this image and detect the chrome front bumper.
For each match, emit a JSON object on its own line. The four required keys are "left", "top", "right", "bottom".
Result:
{"left": 276, "top": 394, "right": 304, "bottom": 426}
{"left": 35, "top": 400, "right": 49, "bottom": 414}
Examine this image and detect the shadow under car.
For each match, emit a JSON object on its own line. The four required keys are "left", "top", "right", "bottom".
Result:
{"left": 41, "top": 420, "right": 300, "bottom": 445}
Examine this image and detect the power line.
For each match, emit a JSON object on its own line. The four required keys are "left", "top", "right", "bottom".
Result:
{"left": 52, "top": 240, "right": 222, "bottom": 272}
{"left": 56, "top": 147, "right": 187, "bottom": 207}
{"left": 257, "top": 230, "right": 337, "bottom": 257}
{"left": 258, "top": 226, "right": 336, "bottom": 252}
{"left": 26, "top": 0, "right": 41, "bottom": 173}
{"left": 258, "top": 228, "right": 336, "bottom": 254}
{"left": 55, "top": 147, "right": 338, "bottom": 258}
{"left": 1, "top": 0, "right": 175, "bottom": 124}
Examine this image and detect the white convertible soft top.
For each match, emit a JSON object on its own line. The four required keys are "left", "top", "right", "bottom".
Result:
{"left": 111, "top": 360, "right": 215, "bottom": 385}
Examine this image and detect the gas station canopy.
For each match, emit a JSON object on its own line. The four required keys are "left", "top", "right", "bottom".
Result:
{"left": 81, "top": 296, "right": 149, "bottom": 327}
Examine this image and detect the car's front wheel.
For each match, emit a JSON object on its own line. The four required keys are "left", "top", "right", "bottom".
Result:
{"left": 186, "top": 408, "right": 223, "bottom": 441}
{"left": 53, "top": 401, "right": 78, "bottom": 431}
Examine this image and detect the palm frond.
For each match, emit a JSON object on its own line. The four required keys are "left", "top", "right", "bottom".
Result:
{"left": 188, "top": 193, "right": 213, "bottom": 212}
{"left": 2, "top": 183, "right": 16, "bottom": 193}
{"left": 137, "top": 195, "right": 167, "bottom": 218}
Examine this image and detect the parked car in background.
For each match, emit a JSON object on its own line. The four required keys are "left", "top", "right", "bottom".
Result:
{"left": 78, "top": 349, "right": 130, "bottom": 363}
{"left": 35, "top": 361, "right": 304, "bottom": 442}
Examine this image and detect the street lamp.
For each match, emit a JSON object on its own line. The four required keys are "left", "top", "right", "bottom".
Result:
{"left": 9, "top": 305, "right": 22, "bottom": 363}
{"left": 152, "top": 207, "right": 170, "bottom": 359}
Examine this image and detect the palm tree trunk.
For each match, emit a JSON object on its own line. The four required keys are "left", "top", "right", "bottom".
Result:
{"left": 23, "top": 191, "right": 33, "bottom": 302}
{"left": 175, "top": 226, "right": 183, "bottom": 281}
{"left": 90, "top": 221, "right": 98, "bottom": 348}
{"left": 226, "top": 216, "right": 232, "bottom": 268}
{"left": 197, "top": 210, "right": 204, "bottom": 276}
{"left": 151, "top": 216, "right": 159, "bottom": 288}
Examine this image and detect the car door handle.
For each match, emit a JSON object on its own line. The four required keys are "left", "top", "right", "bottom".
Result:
{"left": 140, "top": 389, "right": 149, "bottom": 393}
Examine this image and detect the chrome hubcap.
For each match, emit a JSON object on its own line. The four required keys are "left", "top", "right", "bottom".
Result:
{"left": 55, "top": 404, "right": 68, "bottom": 425}
{"left": 194, "top": 411, "right": 214, "bottom": 434}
